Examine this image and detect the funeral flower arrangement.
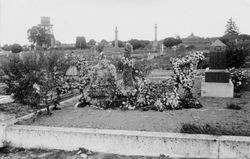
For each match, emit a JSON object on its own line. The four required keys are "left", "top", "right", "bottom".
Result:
{"left": 65, "top": 51, "right": 205, "bottom": 111}
{"left": 230, "top": 68, "right": 249, "bottom": 92}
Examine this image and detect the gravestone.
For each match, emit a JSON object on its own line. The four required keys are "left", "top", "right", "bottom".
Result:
{"left": 123, "top": 43, "right": 134, "bottom": 87}
{"left": 201, "top": 39, "right": 233, "bottom": 97}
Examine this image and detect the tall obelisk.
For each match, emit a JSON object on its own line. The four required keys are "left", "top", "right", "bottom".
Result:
{"left": 115, "top": 26, "right": 118, "bottom": 48}
{"left": 155, "top": 24, "right": 157, "bottom": 41}
{"left": 153, "top": 24, "right": 158, "bottom": 51}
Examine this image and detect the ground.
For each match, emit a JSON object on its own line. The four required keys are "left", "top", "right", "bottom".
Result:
{"left": 18, "top": 77, "right": 250, "bottom": 136}
{"left": 0, "top": 146, "right": 176, "bottom": 159}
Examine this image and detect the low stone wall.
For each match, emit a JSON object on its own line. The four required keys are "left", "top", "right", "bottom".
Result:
{"left": 1, "top": 124, "right": 249, "bottom": 158}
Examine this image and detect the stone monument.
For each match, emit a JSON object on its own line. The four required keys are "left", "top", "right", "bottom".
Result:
{"left": 152, "top": 24, "right": 158, "bottom": 52}
{"left": 115, "top": 26, "right": 118, "bottom": 48}
{"left": 201, "top": 39, "right": 233, "bottom": 97}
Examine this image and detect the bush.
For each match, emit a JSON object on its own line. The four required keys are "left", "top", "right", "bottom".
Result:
{"left": 226, "top": 47, "right": 248, "bottom": 69}
{"left": 11, "top": 44, "right": 23, "bottom": 53}
{"left": 227, "top": 102, "right": 241, "bottom": 110}
{"left": 230, "top": 68, "right": 249, "bottom": 92}
{"left": 180, "top": 123, "right": 249, "bottom": 136}
{"left": 197, "top": 57, "right": 209, "bottom": 69}
{"left": 1, "top": 51, "right": 68, "bottom": 109}
{"left": 1, "top": 53, "right": 42, "bottom": 104}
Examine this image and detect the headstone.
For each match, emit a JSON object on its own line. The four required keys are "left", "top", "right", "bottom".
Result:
{"left": 201, "top": 39, "right": 233, "bottom": 97}
{"left": 123, "top": 43, "right": 134, "bottom": 87}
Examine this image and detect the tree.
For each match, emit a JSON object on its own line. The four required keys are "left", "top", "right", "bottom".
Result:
{"left": 100, "top": 39, "right": 109, "bottom": 46}
{"left": 11, "top": 44, "right": 23, "bottom": 53}
{"left": 224, "top": 18, "right": 239, "bottom": 36}
{"left": 163, "top": 37, "right": 182, "bottom": 48}
{"left": 55, "top": 40, "right": 61, "bottom": 46}
{"left": 128, "top": 39, "right": 150, "bottom": 50}
{"left": 75, "top": 36, "right": 87, "bottom": 49}
{"left": 27, "top": 25, "right": 54, "bottom": 48}
{"left": 87, "top": 39, "right": 96, "bottom": 46}
{"left": 112, "top": 40, "right": 125, "bottom": 47}
{"left": 226, "top": 47, "right": 247, "bottom": 69}
{"left": 2, "top": 44, "right": 12, "bottom": 51}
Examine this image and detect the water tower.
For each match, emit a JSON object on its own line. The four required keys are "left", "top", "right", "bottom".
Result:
{"left": 39, "top": 17, "right": 55, "bottom": 47}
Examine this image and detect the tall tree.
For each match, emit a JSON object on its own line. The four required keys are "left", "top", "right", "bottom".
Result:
{"left": 27, "top": 25, "right": 54, "bottom": 48}
{"left": 224, "top": 18, "right": 239, "bottom": 36}
{"left": 87, "top": 39, "right": 96, "bottom": 46}
{"left": 163, "top": 37, "right": 182, "bottom": 48}
{"left": 75, "top": 36, "right": 87, "bottom": 49}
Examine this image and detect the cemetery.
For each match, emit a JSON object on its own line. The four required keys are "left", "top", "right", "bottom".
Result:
{"left": 0, "top": 6, "right": 250, "bottom": 159}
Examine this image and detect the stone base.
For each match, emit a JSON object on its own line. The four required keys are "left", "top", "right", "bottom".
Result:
{"left": 201, "top": 78, "right": 234, "bottom": 98}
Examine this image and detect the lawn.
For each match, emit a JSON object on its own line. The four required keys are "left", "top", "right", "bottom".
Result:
{"left": 18, "top": 77, "right": 250, "bottom": 136}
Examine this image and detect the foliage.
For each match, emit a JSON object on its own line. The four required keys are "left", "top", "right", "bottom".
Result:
{"left": 197, "top": 57, "right": 209, "bottom": 69}
{"left": 27, "top": 25, "right": 54, "bottom": 48}
{"left": 112, "top": 40, "right": 125, "bottom": 47}
{"left": 227, "top": 102, "right": 241, "bottom": 110}
{"left": 170, "top": 51, "right": 204, "bottom": 92}
{"left": 186, "top": 45, "right": 196, "bottom": 51}
{"left": 163, "top": 37, "right": 182, "bottom": 48}
{"left": 95, "top": 40, "right": 109, "bottom": 53}
{"left": 80, "top": 59, "right": 118, "bottom": 109}
{"left": 179, "top": 92, "right": 202, "bottom": 109}
{"left": 170, "top": 51, "right": 204, "bottom": 109}
{"left": 230, "top": 68, "right": 249, "bottom": 92}
{"left": 1, "top": 53, "right": 42, "bottom": 104}
{"left": 2, "top": 44, "right": 12, "bottom": 51}
{"left": 180, "top": 123, "right": 249, "bottom": 136}
{"left": 226, "top": 47, "right": 248, "bottom": 69}
{"left": 1, "top": 51, "right": 69, "bottom": 113}
{"left": 128, "top": 39, "right": 150, "bottom": 50}
{"left": 224, "top": 18, "right": 239, "bottom": 36}
{"left": 75, "top": 36, "right": 87, "bottom": 49}
{"left": 87, "top": 39, "right": 96, "bottom": 46}
{"left": 134, "top": 79, "right": 180, "bottom": 110}
{"left": 11, "top": 44, "right": 23, "bottom": 53}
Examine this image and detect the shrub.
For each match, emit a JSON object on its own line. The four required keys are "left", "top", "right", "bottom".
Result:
{"left": 179, "top": 92, "right": 202, "bottom": 109}
{"left": 197, "top": 57, "right": 209, "bottom": 69}
{"left": 1, "top": 51, "right": 69, "bottom": 112}
{"left": 1, "top": 53, "right": 42, "bottom": 104}
{"left": 226, "top": 46, "right": 248, "bottom": 69}
{"left": 230, "top": 68, "right": 249, "bottom": 92}
{"left": 180, "top": 123, "right": 249, "bottom": 136}
{"left": 11, "top": 44, "right": 23, "bottom": 53}
{"left": 227, "top": 102, "right": 241, "bottom": 110}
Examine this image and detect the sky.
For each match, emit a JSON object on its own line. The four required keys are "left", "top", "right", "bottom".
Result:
{"left": 0, "top": 0, "right": 250, "bottom": 45}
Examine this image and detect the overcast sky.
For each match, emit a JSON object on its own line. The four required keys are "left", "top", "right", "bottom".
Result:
{"left": 1, "top": 0, "right": 250, "bottom": 45}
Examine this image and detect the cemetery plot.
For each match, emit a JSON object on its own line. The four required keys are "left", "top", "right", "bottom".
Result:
{"left": 18, "top": 78, "right": 250, "bottom": 136}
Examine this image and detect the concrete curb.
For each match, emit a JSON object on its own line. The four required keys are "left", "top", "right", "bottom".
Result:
{"left": 3, "top": 125, "right": 250, "bottom": 158}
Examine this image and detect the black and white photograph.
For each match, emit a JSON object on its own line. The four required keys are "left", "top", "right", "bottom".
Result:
{"left": 0, "top": 0, "right": 250, "bottom": 158}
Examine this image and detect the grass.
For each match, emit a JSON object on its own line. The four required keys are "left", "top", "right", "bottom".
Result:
{"left": 180, "top": 123, "right": 250, "bottom": 136}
